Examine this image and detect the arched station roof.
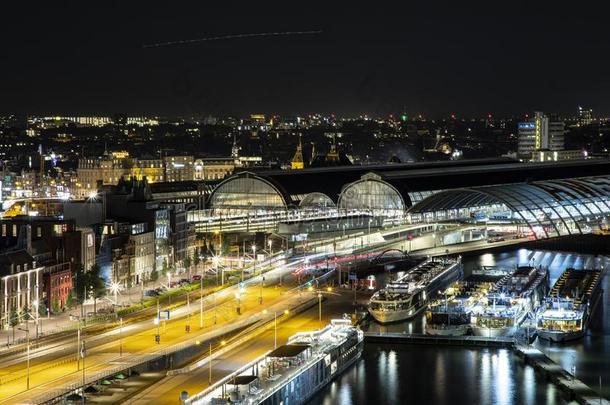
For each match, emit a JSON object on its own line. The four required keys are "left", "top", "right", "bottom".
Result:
{"left": 299, "top": 192, "right": 336, "bottom": 209}
{"left": 408, "top": 176, "right": 610, "bottom": 238}
{"left": 208, "top": 171, "right": 290, "bottom": 210}
{"left": 338, "top": 173, "right": 407, "bottom": 212}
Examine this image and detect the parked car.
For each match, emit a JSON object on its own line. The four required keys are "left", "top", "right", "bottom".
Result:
{"left": 145, "top": 289, "right": 159, "bottom": 297}
{"left": 192, "top": 275, "right": 202, "bottom": 281}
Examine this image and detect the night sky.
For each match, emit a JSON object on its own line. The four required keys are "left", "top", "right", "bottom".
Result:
{"left": 1, "top": 1, "right": 609, "bottom": 118}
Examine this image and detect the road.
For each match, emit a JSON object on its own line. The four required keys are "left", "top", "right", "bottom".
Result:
{"left": 124, "top": 292, "right": 356, "bottom": 405}
{"left": 0, "top": 281, "right": 299, "bottom": 404}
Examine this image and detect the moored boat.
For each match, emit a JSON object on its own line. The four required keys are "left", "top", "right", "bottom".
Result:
{"left": 368, "top": 257, "right": 463, "bottom": 324}
{"left": 471, "top": 266, "right": 549, "bottom": 337}
{"left": 536, "top": 268, "right": 603, "bottom": 343}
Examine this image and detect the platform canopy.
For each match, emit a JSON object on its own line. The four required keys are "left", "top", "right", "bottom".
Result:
{"left": 408, "top": 176, "right": 610, "bottom": 238}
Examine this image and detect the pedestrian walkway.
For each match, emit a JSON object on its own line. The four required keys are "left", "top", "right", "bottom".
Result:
{"left": 0, "top": 278, "right": 166, "bottom": 348}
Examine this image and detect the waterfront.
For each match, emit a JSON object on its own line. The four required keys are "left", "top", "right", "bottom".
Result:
{"left": 310, "top": 344, "right": 568, "bottom": 405}
{"left": 312, "top": 249, "right": 609, "bottom": 404}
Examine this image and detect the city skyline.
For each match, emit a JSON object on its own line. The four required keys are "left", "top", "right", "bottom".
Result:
{"left": 2, "top": 2, "right": 610, "bottom": 117}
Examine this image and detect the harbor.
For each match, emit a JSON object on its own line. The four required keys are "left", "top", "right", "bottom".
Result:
{"left": 144, "top": 248, "right": 609, "bottom": 405}
{"left": 172, "top": 250, "right": 610, "bottom": 405}
{"left": 352, "top": 248, "right": 610, "bottom": 404}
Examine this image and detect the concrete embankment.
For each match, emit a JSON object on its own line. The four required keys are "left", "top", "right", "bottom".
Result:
{"left": 364, "top": 332, "right": 514, "bottom": 348}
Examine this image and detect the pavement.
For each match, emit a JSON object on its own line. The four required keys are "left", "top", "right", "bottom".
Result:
{"left": 0, "top": 277, "right": 300, "bottom": 404}
{"left": 0, "top": 278, "right": 169, "bottom": 347}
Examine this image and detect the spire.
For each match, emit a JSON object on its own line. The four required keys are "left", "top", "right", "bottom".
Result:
{"left": 231, "top": 132, "right": 240, "bottom": 160}
{"left": 291, "top": 134, "right": 304, "bottom": 170}
{"left": 310, "top": 142, "right": 317, "bottom": 166}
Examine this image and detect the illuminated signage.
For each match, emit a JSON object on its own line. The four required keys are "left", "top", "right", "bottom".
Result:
{"left": 518, "top": 122, "right": 535, "bottom": 129}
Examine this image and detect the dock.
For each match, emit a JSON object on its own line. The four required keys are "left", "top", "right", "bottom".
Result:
{"left": 363, "top": 332, "right": 514, "bottom": 348}
{"left": 514, "top": 345, "right": 609, "bottom": 405}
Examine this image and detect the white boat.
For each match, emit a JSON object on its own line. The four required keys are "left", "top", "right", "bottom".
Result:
{"left": 184, "top": 319, "right": 363, "bottom": 405}
{"left": 536, "top": 268, "right": 603, "bottom": 343}
{"left": 471, "top": 266, "right": 548, "bottom": 337}
{"left": 368, "top": 257, "right": 463, "bottom": 324}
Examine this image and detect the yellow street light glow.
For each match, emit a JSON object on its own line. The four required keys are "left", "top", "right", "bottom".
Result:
{"left": 308, "top": 286, "right": 314, "bottom": 292}
{"left": 195, "top": 340, "right": 201, "bottom": 345}
{"left": 262, "top": 309, "right": 268, "bottom": 314}
{"left": 221, "top": 340, "right": 227, "bottom": 346}
{"left": 284, "top": 309, "right": 290, "bottom": 315}
{"left": 326, "top": 287, "right": 332, "bottom": 292}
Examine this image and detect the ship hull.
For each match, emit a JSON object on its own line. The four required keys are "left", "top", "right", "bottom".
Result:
{"left": 537, "top": 329, "right": 585, "bottom": 343}
{"left": 425, "top": 324, "right": 469, "bottom": 336}
{"left": 368, "top": 304, "right": 425, "bottom": 324}
{"left": 471, "top": 325, "right": 517, "bottom": 337}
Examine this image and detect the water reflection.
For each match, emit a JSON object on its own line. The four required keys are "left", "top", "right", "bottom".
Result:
{"left": 309, "top": 345, "right": 567, "bottom": 405}
{"left": 344, "top": 248, "right": 610, "bottom": 403}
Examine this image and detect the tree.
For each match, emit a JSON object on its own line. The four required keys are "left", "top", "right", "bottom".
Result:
{"left": 75, "top": 264, "right": 88, "bottom": 304}
{"left": 22, "top": 304, "right": 30, "bottom": 322}
{"left": 52, "top": 299, "right": 61, "bottom": 314}
{"left": 65, "top": 294, "right": 74, "bottom": 309}
{"left": 74, "top": 263, "right": 107, "bottom": 314}
{"left": 150, "top": 267, "right": 159, "bottom": 282}
{"left": 184, "top": 255, "right": 191, "bottom": 271}
{"left": 9, "top": 307, "right": 19, "bottom": 344}
{"left": 193, "top": 249, "right": 200, "bottom": 268}
{"left": 161, "top": 258, "right": 169, "bottom": 277}
{"left": 89, "top": 264, "right": 106, "bottom": 314}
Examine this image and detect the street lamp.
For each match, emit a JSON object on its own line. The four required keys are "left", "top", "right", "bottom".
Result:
{"left": 32, "top": 299, "right": 40, "bottom": 339}
{"left": 308, "top": 285, "right": 333, "bottom": 326}
{"left": 252, "top": 244, "right": 263, "bottom": 305}
{"left": 119, "top": 317, "right": 123, "bottom": 357}
{"left": 268, "top": 239, "right": 273, "bottom": 257}
{"left": 154, "top": 298, "right": 161, "bottom": 344}
{"left": 69, "top": 314, "right": 83, "bottom": 371}
{"left": 212, "top": 255, "right": 223, "bottom": 285}
{"left": 17, "top": 325, "right": 30, "bottom": 390}
{"left": 199, "top": 273, "right": 204, "bottom": 329}
{"left": 235, "top": 292, "right": 241, "bottom": 315}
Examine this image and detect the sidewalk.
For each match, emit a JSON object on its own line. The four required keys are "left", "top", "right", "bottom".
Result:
{"left": 0, "top": 261, "right": 259, "bottom": 348}
{"left": 0, "top": 278, "right": 166, "bottom": 348}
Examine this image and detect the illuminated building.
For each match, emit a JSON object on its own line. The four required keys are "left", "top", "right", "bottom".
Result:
{"left": 577, "top": 106, "right": 593, "bottom": 127}
{"left": 194, "top": 158, "right": 235, "bottom": 181}
{"left": 0, "top": 250, "right": 45, "bottom": 330}
{"left": 290, "top": 137, "right": 305, "bottom": 170}
{"left": 518, "top": 112, "right": 565, "bottom": 159}
{"left": 164, "top": 155, "right": 194, "bottom": 182}
{"left": 530, "top": 149, "right": 588, "bottom": 162}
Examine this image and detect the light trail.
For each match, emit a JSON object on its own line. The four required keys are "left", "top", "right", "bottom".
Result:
{"left": 144, "top": 30, "right": 323, "bottom": 48}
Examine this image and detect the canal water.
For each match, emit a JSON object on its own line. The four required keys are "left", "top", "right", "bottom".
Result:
{"left": 309, "top": 249, "right": 610, "bottom": 404}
